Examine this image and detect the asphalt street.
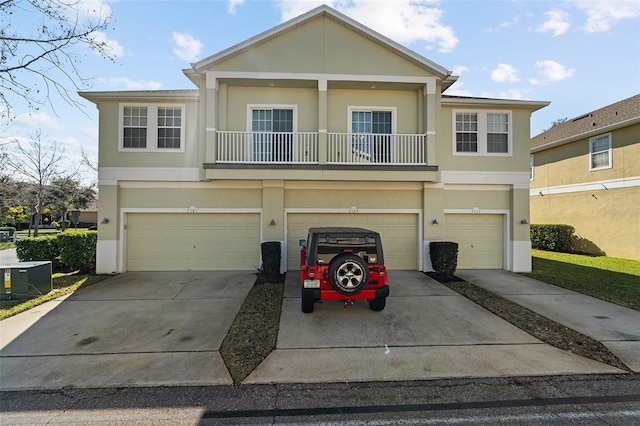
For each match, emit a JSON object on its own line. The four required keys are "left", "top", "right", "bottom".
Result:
{"left": 2, "top": 374, "right": 639, "bottom": 425}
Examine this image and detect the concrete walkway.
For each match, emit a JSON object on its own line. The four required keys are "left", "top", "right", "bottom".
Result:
{"left": 457, "top": 270, "right": 640, "bottom": 372}
{"left": 0, "top": 248, "right": 19, "bottom": 265}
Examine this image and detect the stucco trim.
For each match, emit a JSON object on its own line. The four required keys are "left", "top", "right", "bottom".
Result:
{"left": 532, "top": 176, "right": 640, "bottom": 196}
{"left": 99, "top": 167, "right": 201, "bottom": 184}
{"left": 442, "top": 171, "right": 530, "bottom": 185}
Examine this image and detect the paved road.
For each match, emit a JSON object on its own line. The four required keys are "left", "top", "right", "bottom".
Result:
{"left": 2, "top": 374, "right": 639, "bottom": 425}
{"left": 0, "top": 248, "right": 19, "bottom": 265}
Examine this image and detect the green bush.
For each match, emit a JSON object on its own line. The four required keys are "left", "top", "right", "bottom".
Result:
{"left": 57, "top": 232, "right": 97, "bottom": 273}
{"left": 530, "top": 224, "right": 574, "bottom": 253}
{"left": 261, "top": 241, "right": 281, "bottom": 280}
{"left": 430, "top": 241, "right": 459, "bottom": 277}
{"left": 15, "top": 236, "right": 62, "bottom": 270}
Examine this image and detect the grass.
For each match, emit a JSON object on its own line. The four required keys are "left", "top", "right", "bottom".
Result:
{"left": 0, "top": 273, "right": 109, "bottom": 320}
{"left": 529, "top": 249, "right": 640, "bottom": 311}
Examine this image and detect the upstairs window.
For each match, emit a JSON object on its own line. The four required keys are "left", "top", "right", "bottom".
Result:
{"left": 454, "top": 111, "right": 511, "bottom": 156}
{"left": 350, "top": 108, "right": 394, "bottom": 163}
{"left": 590, "top": 133, "right": 612, "bottom": 170}
{"left": 120, "top": 104, "right": 184, "bottom": 152}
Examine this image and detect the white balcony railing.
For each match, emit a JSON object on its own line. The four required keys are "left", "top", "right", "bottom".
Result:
{"left": 215, "top": 131, "right": 426, "bottom": 165}
{"left": 327, "top": 133, "right": 426, "bottom": 165}
{"left": 217, "top": 131, "right": 318, "bottom": 164}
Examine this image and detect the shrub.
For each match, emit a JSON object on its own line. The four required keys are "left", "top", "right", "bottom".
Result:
{"left": 261, "top": 241, "right": 281, "bottom": 280}
{"left": 15, "top": 236, "right": 62, "bottom": 270}
{"left": 530, "top": 224, "right": 574, "bottom": 253}
{"left": 57, "top": 232, "right": 97, "bottom": 273}
{"left": 430, "top": 241, "right": 459, "bottom": 277}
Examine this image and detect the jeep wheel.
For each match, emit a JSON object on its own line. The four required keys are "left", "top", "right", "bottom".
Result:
{"left": 368, "top": 297, "right": 386, "bottom": 311}
{"left": 328, "top": 253, "right": 369, "bottom": 295}
{"left": 301, "top": 289, "right": 315, "bottom": 313}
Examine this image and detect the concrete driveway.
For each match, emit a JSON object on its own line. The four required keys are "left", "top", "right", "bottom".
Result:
{"left": 0, "top": 271, "right": 256, "bottom": 390}
{"left": 0, "top": 270, "right": 622, "bottom": 390}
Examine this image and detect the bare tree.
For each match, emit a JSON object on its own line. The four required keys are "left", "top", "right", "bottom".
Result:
{"left": 1, "top": 0, "right": 115, "bottom": 118}
{"left": 4, "top": 129, "right": 73, "bottom": 236}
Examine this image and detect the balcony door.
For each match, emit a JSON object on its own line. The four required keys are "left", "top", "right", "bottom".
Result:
{"left": 251, "top": 108, "right": 293, "bottom": 162}
{"left": 351, "top": 110, "right": 392, "bottom": 163}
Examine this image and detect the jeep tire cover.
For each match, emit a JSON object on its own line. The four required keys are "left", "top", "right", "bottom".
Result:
{"left": 328, "top": 253, "right": 369, "bottom": 295}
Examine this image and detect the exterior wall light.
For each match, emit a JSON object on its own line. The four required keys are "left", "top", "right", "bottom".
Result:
{"left": 520, "top": 218, "right": 528, "bottom": 225}
{"left": 101, "top": 217, "right": 110, "bottom": 224}
{"left": 269, "top": 219, "right": 276, "bottom": 226}
{"left": 432, "top": 218, "right": 439, "bottom": 225}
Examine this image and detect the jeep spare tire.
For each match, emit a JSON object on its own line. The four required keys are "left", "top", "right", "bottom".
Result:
{"left": 329, "top": 253, "right": 369, "bottom": 295}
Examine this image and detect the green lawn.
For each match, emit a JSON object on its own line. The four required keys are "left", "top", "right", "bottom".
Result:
{"left": 0, "top": 273, "right": 108, "bottom": 320}
{"left": 529, "top": 249, "right": 640, "bottom": 311}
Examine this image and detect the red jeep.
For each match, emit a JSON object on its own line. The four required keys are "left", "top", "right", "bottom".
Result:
{"left": 299, "top": 227, "right": 390, "bottom": 313}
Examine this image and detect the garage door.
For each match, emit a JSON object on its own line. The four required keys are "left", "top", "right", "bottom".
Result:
{"left": 444, "top": 214, "right": 503, "bottom": 269}
{"left": 287, "top": 213, "right": 417, "bottom": 270}
{"left": 126, "top": 213, "right": 260, "bottom": 271}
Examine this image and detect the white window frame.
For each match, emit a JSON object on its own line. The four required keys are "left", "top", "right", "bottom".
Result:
{"left": 452, "top": 110, "right": 512, "bottom": 156}
{"left": 118, "top": 103, "right": 185, "bottom": 152}
{"left": 347, "top": 106, "right": 397, "bottom": 160}
{"left": 589, "top": 133, "right": 612, "bottom": 171}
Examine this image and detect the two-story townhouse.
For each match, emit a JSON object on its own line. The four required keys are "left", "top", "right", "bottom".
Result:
{"left": 81, "top": 5, "right": 548, "bottom": 275}
{"left": 530, "top": 94, "right": 640, "bottom": 260}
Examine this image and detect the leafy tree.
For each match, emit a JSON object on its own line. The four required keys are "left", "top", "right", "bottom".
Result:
{"left": 1, "top": 0, "right": 115, "bottom": 117}
{"left": 48, "top": 176, "right": 96, "bottom": 230}
{"left": 3, "top": 130, "right": 71, "bottom": 236}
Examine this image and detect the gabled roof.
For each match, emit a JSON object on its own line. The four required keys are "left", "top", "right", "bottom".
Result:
{"left": 188, "top": 5, "right": 454, "bottom": 82}
{"left": 531, "top": 94, "right": 640, "bottom": 151}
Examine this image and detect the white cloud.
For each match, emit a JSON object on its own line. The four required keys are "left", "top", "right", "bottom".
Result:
{"left": 276, "top": 0, "right": 459, "bottom": 53}
{"left": 227, "top": 0, "right": 245, "bottom": 14}
{"left": 535, "top": 60, "right": 575, "bottom": 82}
{"left": 491, "top": 63, "right": 520, "bottom": 83}
{"left": 445, "top": 81, "right": 473, "bottom": 97}
{"left": 172, "top": 32, "right": 204, "bottom": 62}
{"left": 573, "top": 0, "right": 640, "bottom": 32}
{"left": 90, "top": 31, "right": 125, "bottom": 57}
{"left": 97, "top": 77, "right": 162, "bottom": 90}
{"left": 452, "top": 65, "right": 468, "bottom": 75}
{"left": 497, "top": 89, "right": 524, "bottom": 100}
{"left": 537, "top": 10, "right": 571, "bottom": 36}
{"left": 13, "top": 112, "right": 65, "bottom": 132}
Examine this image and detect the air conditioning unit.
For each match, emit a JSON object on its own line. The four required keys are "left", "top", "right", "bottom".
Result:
{"left": 1, "top": 261, "right": 52, "bottom": 300}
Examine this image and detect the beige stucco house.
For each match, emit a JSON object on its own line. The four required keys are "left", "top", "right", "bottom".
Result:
{"left": 81, "top": 5, "right": 548, "bottom": 274}
{"left": 530, "top": 94, "right": 640, "bottom": 260}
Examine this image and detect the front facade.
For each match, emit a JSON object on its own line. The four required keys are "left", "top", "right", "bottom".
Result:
{"left": 530, "top": 94, "right": 640, "bottom": 260}
{"left": 82, "top": 6, "right": 547, "bottom": 274}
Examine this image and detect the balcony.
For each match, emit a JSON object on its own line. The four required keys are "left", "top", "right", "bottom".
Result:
{"left": 216, "top": 131, "right": 427, "bottom": 165}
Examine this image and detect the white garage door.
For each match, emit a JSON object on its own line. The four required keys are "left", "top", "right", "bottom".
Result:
{"left": 126, "top": 213, "right": 261, "bottom": 271}
{"left": 287, "top": 213, "right": 418, "bottom": 270}
{"left": 444, "top": 214, "right": 503, "bottom": 269}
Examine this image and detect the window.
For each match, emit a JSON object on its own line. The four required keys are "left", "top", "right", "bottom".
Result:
{"left": 120, "top": 104, "right": 184, "bottom": 151}
{"left": 590, "top": 133, "right": 612, "bottom": 170}
{"left": 250, "top": 107, "right": 294, "bottom": 162}
{"left": 530, "top": 154, "right": 534, "bottom": 181}
{"left": 455, "top": 113, "right": 478, "bottom": 152}
{"left": 453, "top": 111, "right": 511, "bottom": 155}
{"left": 350, "top": 108, "right": 394, "bottom": 163}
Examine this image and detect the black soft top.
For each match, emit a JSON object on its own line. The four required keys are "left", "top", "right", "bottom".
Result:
{"left": 308, "top": 227, "right": 380, "bottom": 236}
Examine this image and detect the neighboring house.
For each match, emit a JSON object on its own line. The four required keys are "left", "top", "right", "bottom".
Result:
{"left": 81, "top": 5, "right": 547, "bottom": 274}
{"left": 530, "top": 94, "right": 640, "bottom": 261}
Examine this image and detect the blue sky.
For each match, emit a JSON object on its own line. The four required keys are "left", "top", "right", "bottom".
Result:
{"left": 3, "top": 0, "right": 639, "bottom": 183}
